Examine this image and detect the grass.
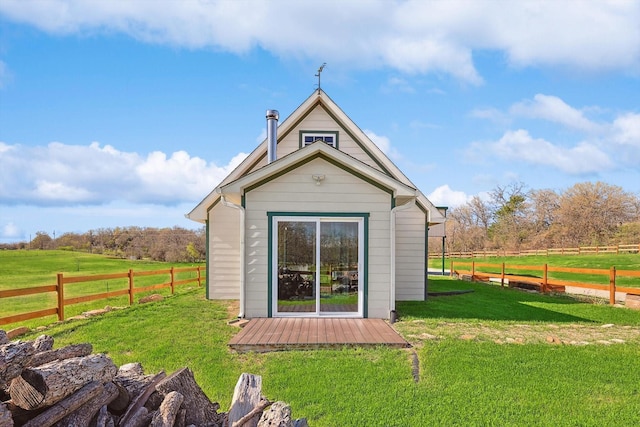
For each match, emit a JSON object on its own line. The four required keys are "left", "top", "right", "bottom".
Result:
{"left": 0, "top": 250, "right": 204, "bottom": 329}
{"left": 14, "top": 276, "right": 640, "bottom": 426}
{"left": 429, "top": 253, "right": 640, "bottom": 288}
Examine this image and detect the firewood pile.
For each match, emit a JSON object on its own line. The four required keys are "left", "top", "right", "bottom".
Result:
{"left": 1, "top": 330, "right": 308, "bottom": 427}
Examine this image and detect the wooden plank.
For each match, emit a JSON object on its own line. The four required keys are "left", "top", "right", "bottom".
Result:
{"left": 62, "top": 272, "right": 128, "bottom": 283}
{"left": 308, "top": 319, "right": 320, "bottom": 344}
{"left": 246, "top": 318, "right": 272, "bottom": 345}
{"left": 0, "top": 307, "right": 58, "bottom": 326}
{"left": 64, "top": 288, "right": 130, "bottom": 306}
{"left": 0, "top": 284, "right": 57, "bottom": 298}
{"left": 265, "top": 318, "right": 283, "bottom": 345}
{"left": 337, "top": 319, "right": 356, "bottom": 344}
{"left": 287, "top": 318, "right": 303, "bottom": 344}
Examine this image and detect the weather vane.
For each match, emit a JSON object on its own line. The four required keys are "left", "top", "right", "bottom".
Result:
{"left": 315, "top": 63, "right": 326, "bottom": 91}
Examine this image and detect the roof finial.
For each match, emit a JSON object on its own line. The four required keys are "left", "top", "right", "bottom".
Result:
{"left": 315, "top": 63, "right": 326, "bottom": 92}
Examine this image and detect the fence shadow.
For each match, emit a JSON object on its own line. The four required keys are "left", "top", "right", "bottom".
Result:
{"left": 397, "top": 277, "right": 594, "bottom": 323}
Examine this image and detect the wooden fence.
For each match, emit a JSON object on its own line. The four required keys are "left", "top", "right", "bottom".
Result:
{"left": 430, "top": 243, "right": 640, "bottom": 259}
{"left": 450, "top": 261, "right": 640, "bottom": 305}
{"left": 0, "top": 266, "right": 205, "bottom": 326}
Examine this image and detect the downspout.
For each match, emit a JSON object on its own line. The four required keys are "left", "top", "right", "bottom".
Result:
{"left": 389, "top": 197, "right": 416, "bottom": 323}
{"left": 219, "top": 192, "right": 246, "bottom": 318}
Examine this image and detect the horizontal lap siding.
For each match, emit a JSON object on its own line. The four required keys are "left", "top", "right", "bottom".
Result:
{"left": 271, "top": 107, "right": 386, "bottom": 174}
{"left": 395, "top": 206, "right": 426, "bottom": 301}
{"left": 208, "top": 203, "right": 241, "bottom": 300}
{"left": 244, "top": 158, "right": 392, "bottom": 318}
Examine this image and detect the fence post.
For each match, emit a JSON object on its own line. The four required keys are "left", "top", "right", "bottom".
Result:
{"left": 472, "top": 261, "right": 475, "bottom": 280}
{"left": 197, "top": 266, "right": 202, "bottom": 287}
{"left": 501, "top": 262, "right": 505, "bottom": 288}
{"left": 542, "top": 264, "right": 548, "bottom": 293}
{"left": 609, "top": 266, "right": 616, "bottom": 305}
{"left": 128, "top": 269, "right": 134, "bottom": 305}
{"left": 170, "top": 267, "right": 175, "bottom": 295}
{"left": 57, "top": 273, "right": 64, "bottom": 321}
{"left": 449, "top": 260, "right": 454, "bottom": 277}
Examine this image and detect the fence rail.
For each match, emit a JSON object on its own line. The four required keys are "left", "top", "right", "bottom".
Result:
{"left": 450, "top": 261, "right": 640, "bottom": 305}
{"left": 0, "top": 266, "right": 205, "bottom": 326}
{"left": 430, "top": 243, "right": 640, "bottom": 259}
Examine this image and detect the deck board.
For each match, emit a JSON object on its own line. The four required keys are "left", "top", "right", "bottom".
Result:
{"left": 229, "top": 318, "right": 409, "bottom": 352}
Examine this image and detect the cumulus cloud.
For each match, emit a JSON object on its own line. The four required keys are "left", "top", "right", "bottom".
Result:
{"left": 510, "top": 94, "right": 602, "bottom": 133}
{"left": 427, "top": 184, "right": 471, "bottom": 208}
{"left": 473, "top": 129, "right": 613, "bottom": 175}
{"left": 364, "top": 130, "right": 401, "bottom": 161}
{"left": 0, "top": 141, "right": 248, "bottom": 206}
{"left": 1, "top": 222, "right": 22, "bottom": 240}
{"left": 0, "top": 0, "right": 638, "bottom": 84}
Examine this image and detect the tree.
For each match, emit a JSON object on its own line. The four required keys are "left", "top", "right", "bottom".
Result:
{"left": 553, "top": 182, "right": 639, "bottom": 246}
{"left": 487, "top": 182, "right": 529, "bottom": 250}
{"left": 31, "top": 231, "right": 53, "bottom": 250}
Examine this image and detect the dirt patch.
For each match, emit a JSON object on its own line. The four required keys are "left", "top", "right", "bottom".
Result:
{"left": 395, "top": 320, "right": 640, "bottom": 346}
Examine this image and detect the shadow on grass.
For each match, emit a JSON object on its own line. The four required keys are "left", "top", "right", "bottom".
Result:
{"left": 397, "top": 276, "right": 594, "bottom": 323}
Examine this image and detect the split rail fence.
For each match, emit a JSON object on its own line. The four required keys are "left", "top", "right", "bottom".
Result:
{"left": 0, "top": 266, "right": 205, "bottom": 326}
{"left": 430, "top": 243, "right": 640, "bottom": 259}
{"left": 451, "top": 261, "right": 640, "bottom": 305}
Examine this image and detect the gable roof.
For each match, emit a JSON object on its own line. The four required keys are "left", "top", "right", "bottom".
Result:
{"left": 186, "top": 89, "right": 446, "bottom": 224}
{"left": 220, "top": 140, "right": 417, "bottom": 198}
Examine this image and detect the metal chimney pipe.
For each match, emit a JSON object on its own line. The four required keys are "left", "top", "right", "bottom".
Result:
{"left": 266, "top": 109, "right": 279, "bottom": 164}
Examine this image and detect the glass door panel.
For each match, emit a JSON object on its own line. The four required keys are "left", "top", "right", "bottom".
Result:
{"left": 277, "top": 221, "right": 316, "bottom": 313}
{"left": 274, "top": 217, "right": 362, "bottom": 316}
{"left": 320, "top": 222, "right": 359, "bottom": 313}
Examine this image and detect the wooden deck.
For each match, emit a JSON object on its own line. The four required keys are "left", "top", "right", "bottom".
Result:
{"left": 228, "top": 318, "right": 410, "bottom": 353}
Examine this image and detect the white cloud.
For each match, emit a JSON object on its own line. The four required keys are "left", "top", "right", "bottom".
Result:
{"left": 479, "top": 129, "right": 613, "bottom": 175}
{"left": 0, "top": 141, "right": 248, "bottom": 206}
{"left": 1, "top": 222, "right": 22, "bottom": 239}
{"left": 612, "top": 113, "right": 640, "bottom": 147}
{"left": 364, "top": 130, "right": 401, "bottom": 161}
{"left": 510, "top": 94, "right": 601, "bottom": 133}
{"left": 427, "top": 184, "right": 471, "bottom": 208}
{"left": 1, "top": 0, "right": 637, "bottom": 84}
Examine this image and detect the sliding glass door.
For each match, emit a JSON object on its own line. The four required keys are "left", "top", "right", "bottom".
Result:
{"left": 273, "top": 216, "right": 363, "bottom": 317}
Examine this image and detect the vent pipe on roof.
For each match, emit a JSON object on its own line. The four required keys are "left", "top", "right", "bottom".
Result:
{"left": 266, "top": 109, "right": 279, "bottom": 164}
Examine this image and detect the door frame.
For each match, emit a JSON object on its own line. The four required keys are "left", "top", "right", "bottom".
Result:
{"left": 267, "top": 212, "right": 369, "bottom": 318}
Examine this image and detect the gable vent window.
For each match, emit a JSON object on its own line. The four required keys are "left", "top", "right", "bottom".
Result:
{"left": 300, "top": 131, "right": 338, "bottom": 148}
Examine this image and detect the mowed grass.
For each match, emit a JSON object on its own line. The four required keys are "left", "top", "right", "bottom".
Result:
{"left": 0, "top": 250, "right": 204, "bottom": 329}
{"left": 429, "top": 253, "right": 640, "bottom": 288}
{"left": 16, "top": 276, "right": 640, "bottom": 426}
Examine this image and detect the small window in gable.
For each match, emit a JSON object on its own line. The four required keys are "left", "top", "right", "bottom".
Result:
{"left": 300, "top": 131, "right": 338, "bottom": 148}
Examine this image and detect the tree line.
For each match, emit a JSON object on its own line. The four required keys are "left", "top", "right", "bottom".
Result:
{"left": 1, "top": 226, "right": 206, "bottom": 263}
{"left": 432, "top": 181, "right": 640, "bottom": 254}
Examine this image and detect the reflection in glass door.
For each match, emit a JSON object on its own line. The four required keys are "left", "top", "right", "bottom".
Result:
{"left": 275, "top": 217, "right": 362, "bottom": 316}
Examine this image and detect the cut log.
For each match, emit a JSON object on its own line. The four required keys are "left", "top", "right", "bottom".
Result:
{"left": 9, "top": 353, "right": 117, "bottom": 410}
{"left": 28, "top": 343, "right": 93, "bottom": 367}
{"left": 0, "top": 402, "right": 13, "bottom": 427}
{"left": 108, "top": 382, "right": 131, "bottom": 414}
{"left": 235, "top": 398, "right": 272, "bottom": 427}
{"left": 118, "top": 371, "right": 166, "bottom": 427}
{"left": 150, "top": 390, "right": 184, "bottom": 427}
{"left": 96, "top": 405, "right": 115, "bottom": 427}
{"left": 32, "top": 335, "right": 54, "bottom": 352}
{"left": 52, "top": 381, "right": 119, "bottom": 427}
{"left": 0, "top": 340, "right": 37, "bottom": 390}
{"left": 155, "top": 367, "right": 223, "bottom": 427}
{"left": 257, "top": 401, "right": 292, "bottom": 427}
{"left": 228, "top": 373, "right": 263, "bottom": 427}
{"left": 0, "top": 330, "right": 9, "bottom": 345}
{"left": 121, "top": 406, "right": 151, "bottom": 427}
{"left": 21, "top": 381, "right": 103, "bottom": 427}
{"left": 113, "top": 362, "right": 154, "bottom": 400}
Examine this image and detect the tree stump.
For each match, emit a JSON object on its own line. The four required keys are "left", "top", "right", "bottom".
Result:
{"left": 9, "top": 353, "right": 117, "bottom": 410}
{"left": 150, "top": 390, "right": 184, "bottom": 427}
{"left": 228, "top": 373, "right": 263, "bottom": 427}
{"left": 155, "top": 367, "right": 223, "bottom": 427}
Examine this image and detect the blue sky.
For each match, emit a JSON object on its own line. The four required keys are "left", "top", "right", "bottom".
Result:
{"left": 1, "top": 0, "right": 639, "bottom": 243}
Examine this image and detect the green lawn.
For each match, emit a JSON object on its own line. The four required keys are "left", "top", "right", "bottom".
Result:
{"left": 0, "top": 250, "right": 204, "bottom": 329}
{"left": 14, "top": 276, "right": 640, "bottom": 426}
{"left": 429, "top": 253, "right": 640, "bottom": 288}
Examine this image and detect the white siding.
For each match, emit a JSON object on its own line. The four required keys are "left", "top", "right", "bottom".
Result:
{"left": 247, "top": 105, "right": 387, "bottom": 176}
{"left": 207, "top": 202, "right": 241, "bottom": 300}
{"left": 243, "top": 158, "right": 393, "bottom": 318}
{"left": 395, "top": 206, "right": 426, "bottom": 301}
